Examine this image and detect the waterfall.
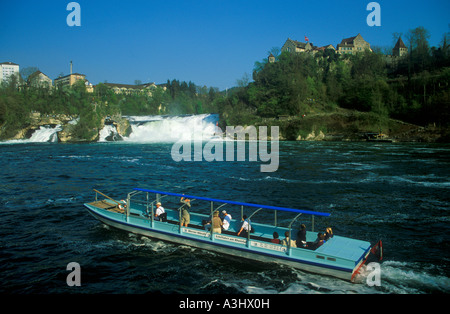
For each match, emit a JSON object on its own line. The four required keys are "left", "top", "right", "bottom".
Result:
{"left": 123, "top": 114, "right": 219, "bottom": 142}
{"left": 28, "top": 125, "right": 62, "bottom": 142}
{"left": 3, "top": 125, "right": 62, "bottom": 143}
{"left": 98, "top": 124, "right": 123, "bottom": 142}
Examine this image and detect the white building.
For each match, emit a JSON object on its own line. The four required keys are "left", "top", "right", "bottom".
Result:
{"left": 0, "top": 62, "right": 20, "bottom": 83}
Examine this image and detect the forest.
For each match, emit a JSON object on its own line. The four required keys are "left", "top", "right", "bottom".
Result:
{"left": 0, "top": 26, "right": 448, "bottom": 141}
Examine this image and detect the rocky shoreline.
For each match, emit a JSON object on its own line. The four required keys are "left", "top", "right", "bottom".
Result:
{"left": 3, "top": 112, "right": 449, "bottom": 144}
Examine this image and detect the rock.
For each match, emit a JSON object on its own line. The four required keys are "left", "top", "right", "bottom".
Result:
{"left": 298, "top": 130, "right": 325, "bottom": 141}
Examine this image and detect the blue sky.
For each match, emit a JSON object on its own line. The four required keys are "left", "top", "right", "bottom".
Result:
{"left": 1, "top": 0, "right": 449, "bottom": 90}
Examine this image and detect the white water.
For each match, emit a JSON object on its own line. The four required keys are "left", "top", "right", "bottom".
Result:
{"left": 98, "top": 124, "right": 122, "bottom": 142}
{"left": 123, "top": 114, "right": 219, "bottom": 142}
{"left": 2, "top": 125, "right": 62, "bottom": 144}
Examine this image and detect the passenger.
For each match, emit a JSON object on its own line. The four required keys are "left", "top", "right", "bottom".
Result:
{"left": 237, "top": 215, "right": 251, "bottom": 238}
{"left": 202, "top": 213, "right": 212, "bottom": 230}
{"left": 324, "top": 227, "right": 333, "bottom": 241}
{"left": 180, "top": 196, "right": 191, "bottom": 227}
{"left": 281, "top": 231, "right": 297, "bottom": 248}
{"left": 155, "top": 202, "right": 166, "bottom": 221}
{"left": 296, "top": 224, "right": 307, "bottom": 248}
{"left": 222, "top": 210, "right": 232, "bottom": 231}
{"left": 312, "top": 232, "right": 325, "bottom": 249}
{"left": 271, "top": 232, "right": 280, "bottom": 244}
{"left": 211, "top": 211, "right": 223, "bottom": 233}
{"left": 180, "top": 207, "right": 190, "bottom": 227}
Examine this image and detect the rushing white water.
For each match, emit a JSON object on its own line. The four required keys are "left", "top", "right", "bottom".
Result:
{"left": 2, "top": 125, "right": 62, "bottom": 144}
{"left": 123, "top": 114, "right": 219, "bottom": 142}
{"left": 98, "top": 124, "right": 122, "bottom": 142}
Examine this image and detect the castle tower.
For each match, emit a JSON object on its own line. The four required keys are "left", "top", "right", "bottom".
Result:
{"left": 393, "top": 37, "right": 408, "bottom": 57}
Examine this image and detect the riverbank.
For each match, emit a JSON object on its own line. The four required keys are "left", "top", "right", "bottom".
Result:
{"left": 2, "top": 110, "right": 449, "bottom": 143}
{"left": 259, "top": 108, "right": 450, "bottom": 143}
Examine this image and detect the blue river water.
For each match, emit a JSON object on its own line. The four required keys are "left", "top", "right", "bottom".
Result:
{"left": 0, "top": 141, "right": 449, "bottom": 294}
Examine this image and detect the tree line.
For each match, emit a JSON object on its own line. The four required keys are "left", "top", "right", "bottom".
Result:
{"left": 219, "top": 26, "right": 449, "bottom": 128}
{"left": 0, "top": 75, "right": 225, "bottom": 140}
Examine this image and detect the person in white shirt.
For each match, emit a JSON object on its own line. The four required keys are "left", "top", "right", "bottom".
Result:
{"left": 237, "top": 215, "right": 251, "bottom": 237}
{"left": 222, "top": 210, "right": 232, "bottom": 231}
{"left": 155, "top": 202, "right": 166, "bottom": 221}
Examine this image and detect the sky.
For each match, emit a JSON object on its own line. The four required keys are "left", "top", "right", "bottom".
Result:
{"left": 1, "top": 0, "right": 449, "bottom": 90}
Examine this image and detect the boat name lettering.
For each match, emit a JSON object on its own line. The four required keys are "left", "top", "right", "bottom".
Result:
{"left": 214, "top": 234, "right": 247, "bottom": 245}
{"left": 182, "top": 228, "right": 210, "bottom": 237}
{"left": 251, "top": 241, "right": 287, "bottom": 252}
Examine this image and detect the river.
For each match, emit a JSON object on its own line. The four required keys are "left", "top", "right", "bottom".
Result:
{"left": 1, "top": 139, "right": 449, "bottom": 294}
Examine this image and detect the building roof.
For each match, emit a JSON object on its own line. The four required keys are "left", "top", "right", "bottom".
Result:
{"left": 28, "top": 71, "right": 50, "bottom": 80}
{"left": 285, "top": 38, "right": 312, "bottom": 49}
{"left": 104, "top": 82, "right": 156, "bottom": 90}
{"left": 314, "top": 44, "right": 336, "bottom": 51}
{"left": 55, "top": 73, "right": 86, "bottom": 80}
{"left": 339, "top": 35, "right": 358, "bottom": 45}
{"left": 394, "top": 37, "right": 407, "bottom": 49}
{"left": 0, "top": 62, "right": 19, "bottom": 66}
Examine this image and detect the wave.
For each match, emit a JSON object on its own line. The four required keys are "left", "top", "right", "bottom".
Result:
{"left": 379, "top": 261, "right": 450, "bottom": 293}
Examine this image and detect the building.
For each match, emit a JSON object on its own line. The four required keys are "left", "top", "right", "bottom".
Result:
{"left": 54, "top": 72, "right": 94, "bottom": 92}
{"left": 313, "top": 44, "right": 336, "bottom": 53}
{"left": 0, "top": 62, "right": 20, "bottom": 84}
{"left": 392, "top": 37, "right": 408, "bottom": 57}
{"left": 28, "top": 70, "right": 53, "bottom": 88}
{"left": 281, "top": 38, "right": 314, "bottom": 53}
{"left": 337, "top": 34, "right": 372, "bottom": 55}
{"left": 54, "top": 73, "right": 86, "bottom": 87}
{"left": 103, "top": 82, "right": 157, "bottom": 95}
{"left": 282, "top": 38, "right": 335, "bottom": 55}
{"left": 268, "top": 53, "right": 276, "bottom": 63}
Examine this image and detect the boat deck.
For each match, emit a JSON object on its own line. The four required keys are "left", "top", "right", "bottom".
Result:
{"left": 315, "top": 236, "right": 370, "bottom": 261}
{"left": 88, "top": 200, "right": 124, "bottom": 213}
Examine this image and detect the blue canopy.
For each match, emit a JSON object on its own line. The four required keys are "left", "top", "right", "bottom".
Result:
{"left": 133, "top": 188, "right": 330, "bottom": 217}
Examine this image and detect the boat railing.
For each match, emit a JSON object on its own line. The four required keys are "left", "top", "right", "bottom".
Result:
{"left": 128, "top": 188, "right": 330, "bottom": 256}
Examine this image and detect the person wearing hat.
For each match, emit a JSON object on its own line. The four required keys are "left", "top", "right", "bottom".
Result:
{"left": 155, "top": 202, "right": 166, "bottom": 221}
{"left": 180, "top": 196, "right": 191, "bottom": 227}
{"left": 222, "top": 210, "right": 232, "bottom": 231}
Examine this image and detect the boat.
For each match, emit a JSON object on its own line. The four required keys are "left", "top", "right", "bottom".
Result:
{"left": 84, "top": 188, "right": 382, "bottom": 282}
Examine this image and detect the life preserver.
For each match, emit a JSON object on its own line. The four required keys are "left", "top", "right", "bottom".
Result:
{"left": 118, "top": 200, "right": 126, "bottom": 210}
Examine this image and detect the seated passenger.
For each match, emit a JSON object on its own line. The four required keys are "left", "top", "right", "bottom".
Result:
{"left": 237, "top": 215, "right": 251, "bottom": 238}
{"left": 281, "top": 231, "right": 297, "bottom": 248}
{"left": 324, "top": 227, "right": 333, "bottom": 241}
{"left": 155, "top": 202, "right": 167, "bottom": 221}
{"left": 296, "top": 224, "right": 307, "bottom": 248}
{"left": 271, "top": 232, "right": 280, "bottom": 244}
{"left": 312, "top": 232, "right": 325, "bottom": 249}
{"left": 222, "top": 210, "right": 232, "bottom": 231}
